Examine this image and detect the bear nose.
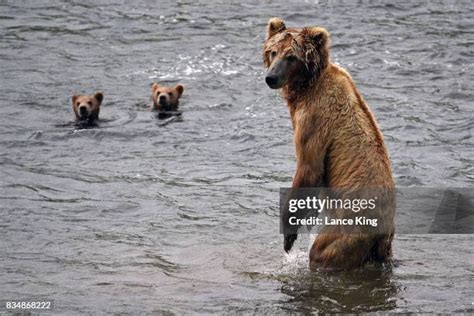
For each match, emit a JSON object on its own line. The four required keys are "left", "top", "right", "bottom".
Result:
{"left": 159, "top": 95, "right": 166, "bottom": 100}
{"left": 79, "top": 105, "right": 88, "bottom": 114}
{"left": 265, "top": 75, "right": 279, "bottom": 88}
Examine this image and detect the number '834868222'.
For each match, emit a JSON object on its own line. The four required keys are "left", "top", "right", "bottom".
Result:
{"left": 4, "top": 301, "right": 52, "bottom": 310}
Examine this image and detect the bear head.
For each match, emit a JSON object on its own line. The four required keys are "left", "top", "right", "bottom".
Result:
{"left": 151, "top": 83, "right": 184, "bottom": 112}
{"left": 72, "top": 92, "right": 103, "bottom": 121}
{"left": 263, "top": 17, "right": 330, "bottom": 89}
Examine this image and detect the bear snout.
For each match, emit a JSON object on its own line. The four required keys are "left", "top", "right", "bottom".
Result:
{"left": 158, "top": 94, "right": 172, "bottom": 111}
{"left": 78, "top": 105, "right": 89, "bottom": 117}
{"left": 265, "top": 74, "right": 280, "bottom": 89}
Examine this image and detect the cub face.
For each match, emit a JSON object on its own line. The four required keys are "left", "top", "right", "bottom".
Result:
{"left": 151, "top": 83, "right": 184, "bottom": 112}
{"left": 72, "top": 92, "right": 103, "bottom": 121}
{"left": 263, "top": 17, "right": 330, "bottom": 89}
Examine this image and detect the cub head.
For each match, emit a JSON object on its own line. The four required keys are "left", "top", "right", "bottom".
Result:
{"left": 72, "top": 92, "right": 103, "bottom": 121}
{"left": 151, "top": 83, "right": 184, "bottom": 112}
{"left": 263, "top": 17, "right": 330, "bottom": 89}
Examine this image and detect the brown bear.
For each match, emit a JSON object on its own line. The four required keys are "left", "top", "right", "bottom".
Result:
{"left": 263, "top": 17, "right": 395, "bottom": 270}
{"left": 151, "top": 83, "right": 184, "bottom": 112}
{"left": 72, "top": 92, "right": 103, "bottom": 123}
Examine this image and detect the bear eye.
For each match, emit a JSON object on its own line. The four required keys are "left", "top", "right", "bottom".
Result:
{"left": 76, "top": 102, "right": 80, "bottom": 106}
{"left": 168, "top": 92, "right": 173, "bottom": 97}
{"left": 271, "top": 51, "right": 277, "bottom": 58}
{"left": 87, "top": 101, "right": 92, "bottom": 105}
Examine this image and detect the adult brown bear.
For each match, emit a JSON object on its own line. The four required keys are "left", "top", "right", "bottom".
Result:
{"left": 263, "top": 17, "right": 395, "bottom": 270}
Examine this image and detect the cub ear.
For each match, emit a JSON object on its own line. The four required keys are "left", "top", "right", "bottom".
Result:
{"left": 175, "top": 84, "right": 184, "bottom": 97}
{"left": 152, "top": 83, "right": 160, "bottom": 92}
{"left": 94, "top": 92, "right": 104, "bottom": 104}
{"left": 302, "top": 27, "right": 329, "bottom": 48}
{"left": 72, "top": 95, "right": 79, "bottom": 105}
{"left": 266, "top": 17, "right": 286, "bottom": 40}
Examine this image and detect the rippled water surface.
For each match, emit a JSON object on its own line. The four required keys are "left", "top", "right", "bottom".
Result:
{"left": 1, "top": 0, "right": 473, "bottom": 314}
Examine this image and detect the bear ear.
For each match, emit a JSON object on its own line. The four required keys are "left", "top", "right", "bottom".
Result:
{"left": 302, "top": 27, "right": 329, "bottom": 48}
{"left": 72, "top": 95, "right": 79, "bottom": 105}
{"left": 266, "top": 17, "right": 286, "bottom": 40}
{"left": 175, "top": 84, "right": 184, "bottom": 97}
{"left": 152, "top": 83, "right": 160, "bottom": 92}
{"left": 94, "top": 92, "right": 104, "bottom": 104}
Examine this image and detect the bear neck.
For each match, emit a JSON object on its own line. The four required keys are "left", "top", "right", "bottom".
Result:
{"left": 282, "top": 63, "right": 331, "bottom": 129}
{"left": 283, "top": 63, "right": 329, "bottom": 110}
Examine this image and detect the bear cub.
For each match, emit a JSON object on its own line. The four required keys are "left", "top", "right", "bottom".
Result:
{"left": 72, "top": 92, "right": 104, "bottom": 123}
{"left": 151, "top": 83, "right": 184, "bottom": 118}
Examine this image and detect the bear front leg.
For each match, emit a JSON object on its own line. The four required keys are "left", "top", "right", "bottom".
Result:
{"left": 284, "top": 118, "right": 328, "bottom": 252}
{"left": 283, "top": 164, "right": 323, "bottom": 252}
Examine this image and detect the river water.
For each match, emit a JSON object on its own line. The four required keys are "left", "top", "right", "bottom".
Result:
{"left": 1, "top": 0, "right": 473, "bottom": 314}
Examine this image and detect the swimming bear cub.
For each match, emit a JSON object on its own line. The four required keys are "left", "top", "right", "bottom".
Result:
{"left": 72, "top": 92, "right": 104, "bottom": 123}
{"left": 151, "top": 83, "right": 184, "bottom": 112}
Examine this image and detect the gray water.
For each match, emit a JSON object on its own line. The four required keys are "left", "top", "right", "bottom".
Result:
{"left": 1, "top": 0, "right": 473, "bottom": 314}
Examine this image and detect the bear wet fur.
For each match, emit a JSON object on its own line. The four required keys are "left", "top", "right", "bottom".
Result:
{"left": 263, "top": 17, "right": 396, "bottom": 270}
{"left": 72, "top": 92, "right": 103, "bottom": 123}
{"left": 151, "top": 83, "right": 184, "bottom": 112}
